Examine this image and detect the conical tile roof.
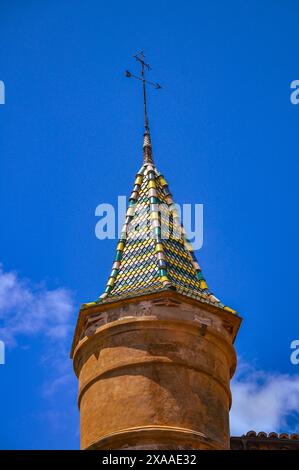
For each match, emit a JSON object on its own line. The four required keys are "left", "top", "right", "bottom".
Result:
{"left": 85, "top": 132, "right": 236, "bottom": 315}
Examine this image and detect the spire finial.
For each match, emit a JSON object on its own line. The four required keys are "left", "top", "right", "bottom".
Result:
{"left": 125, "top": 51, "right": 162, "bottom": 164}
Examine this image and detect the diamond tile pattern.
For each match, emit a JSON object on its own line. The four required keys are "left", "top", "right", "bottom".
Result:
{"left": 94, "top": 161, "right": 236, "bottom": 314}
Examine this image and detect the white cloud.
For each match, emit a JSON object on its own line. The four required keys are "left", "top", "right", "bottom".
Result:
{"left": 0, "top": 264, "right": 74, "bottom": 347}
{"left": 230, "top": 360, "right": 299, "bottom": 435}
{"left": 0, "top": 264, "right": 78, "bottom": 437}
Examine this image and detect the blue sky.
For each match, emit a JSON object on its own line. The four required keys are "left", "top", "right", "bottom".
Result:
{"left": 1, "top": 0, "right": 299, "bottom": 449}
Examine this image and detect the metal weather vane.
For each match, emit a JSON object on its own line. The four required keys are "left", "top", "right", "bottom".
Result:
{"left": 125, "top": 51, "right": 162, "bottom": 134}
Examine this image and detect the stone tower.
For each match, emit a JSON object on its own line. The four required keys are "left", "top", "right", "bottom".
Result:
{"left": 71, "top": 54, "right": 242, "bottom": 450}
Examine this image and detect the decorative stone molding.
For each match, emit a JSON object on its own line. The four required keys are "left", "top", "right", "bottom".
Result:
{"left": 80, "top": 296, "right": 235, "bottom": 346}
